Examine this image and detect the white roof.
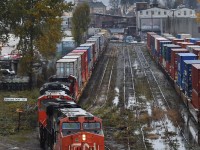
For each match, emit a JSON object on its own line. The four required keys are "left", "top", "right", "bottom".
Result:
{"left": 57, "top": 58, "right": 77, "bottom": 63}
{"left": 63, "top": 55, "right": 81, "bottom": 59}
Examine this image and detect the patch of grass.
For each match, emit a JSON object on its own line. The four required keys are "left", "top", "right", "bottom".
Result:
{"left": 167, "top": 109, "right": 182, "bottom": 127}
{"left": 152, "top": 107, "right": 165, "bottom": 121}
{"left": 146, "top": 133, "right": 159, "bottom": 139}
{"left": 0, "top": 89, "right": 39, "bottom": 135}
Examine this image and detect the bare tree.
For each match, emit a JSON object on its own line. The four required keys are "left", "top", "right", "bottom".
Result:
{"left": 109, "top": 0, "right": 120, "bottom": 14}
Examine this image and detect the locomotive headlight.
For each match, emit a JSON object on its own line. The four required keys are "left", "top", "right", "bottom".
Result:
{"left": 82, "top": 134, "right": 86, "bottom": 141}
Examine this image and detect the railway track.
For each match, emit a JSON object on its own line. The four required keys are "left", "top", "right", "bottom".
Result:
{"left": 121, "top": 43, "right": 147, "bottom": 150}
{"left": 134, "top": 45, "right": 192, "bottom": 149}
{"left": 87, "top": 43, "right": 117, "bottom": 111}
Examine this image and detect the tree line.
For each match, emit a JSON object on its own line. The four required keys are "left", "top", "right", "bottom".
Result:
{"left": 0, "top": 0, "right": 90, "bottom": 89}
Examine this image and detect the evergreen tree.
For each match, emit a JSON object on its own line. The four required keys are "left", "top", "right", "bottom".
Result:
{"left": 72, "top": 2, "right": 90, "bottom": 46}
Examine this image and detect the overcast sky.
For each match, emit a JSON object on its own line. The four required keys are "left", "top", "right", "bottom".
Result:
{"left": 65, "top": 0, "right": 109, "bottom": 6}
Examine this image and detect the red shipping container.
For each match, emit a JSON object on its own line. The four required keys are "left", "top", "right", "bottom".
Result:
{"left": 181, "top": 42, "right": 194, "bottom": 49}
{"left": 171, "top": 49, "right": 189, "bottom": 66}
{"left": 156, "top": 38, "right": 168, "bottom": 52}
{"left": 147, "top": 32, "right": 157, "bottom": 50}
{"left": 196, "top": 41, "right": 200, "bottom": 46}
{"left": 73, "top": 50, "right": 89, "bottom": 81}
{"left": 185, "top": 38, "right": 192, "bottom": 42}
{"left": 192, "top": 89, "right": 200, "bottom": 109}
{"left": 170, "top": 67, "right": 175, "bottom": 80}
{"left": 159, "top": 56, "right": 163, "bottom": 64}
{"left": 192, "top": 48, "right": 200, "bottom": 59}
{"left": 192, "top": 64, "right": 200, "bottom": 93}
{"left": 172, "top": 38, "right": 184, "bottom": 45}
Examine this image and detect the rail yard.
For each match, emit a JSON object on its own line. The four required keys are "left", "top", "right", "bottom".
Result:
{"left": 1, "top": 37, "right": 200, "bottom": 149}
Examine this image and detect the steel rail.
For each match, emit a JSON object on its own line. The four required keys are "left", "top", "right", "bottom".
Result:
{"left": 122, "top": 43, "right": 147, "bottom": 150}
{"left": 134, "top": 45, "right": 191, "bottom": 149}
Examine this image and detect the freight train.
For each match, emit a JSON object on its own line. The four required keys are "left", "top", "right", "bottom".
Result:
{"left": 37, "top": 30, "right": 109, "bottom": 150}
{"left": 147, "top": 32, "right": 200, "bottom": 123}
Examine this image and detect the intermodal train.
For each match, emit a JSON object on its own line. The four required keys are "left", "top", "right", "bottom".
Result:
{"left": 37, "top": 30, "right": 109, "bottom": 150}
{"left": 147, "top": 32, "right": 200, "bottom": 123}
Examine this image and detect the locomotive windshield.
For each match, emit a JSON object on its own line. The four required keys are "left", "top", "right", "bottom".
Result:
{"left": 62, "top": 123, "right": 81, "bottom": 136}
{"left": 83, "top": 122, "right": 103, "bottom": 135}
{"left": 62, "top": 122, "right": 80, "bottom": 129}
{"left": 83, "top": 122, "right": 101, "bottom": 129}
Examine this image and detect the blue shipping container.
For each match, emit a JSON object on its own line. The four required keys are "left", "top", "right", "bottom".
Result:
{"left": 177, "top": 53, "right": 197, "bottom": 89}
{"left": 166, "top": 45, "right": 181, "bottom": 61}
{"left": 182, "top": 60, "right": 200, "bottom": 95}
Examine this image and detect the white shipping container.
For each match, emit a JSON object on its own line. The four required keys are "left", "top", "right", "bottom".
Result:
{"left": 186, "top": 45, "right": 200, "bottom": 52}
{"left": 62, "top": 55, "right": 82, "bottom": 88}
{"left": 56, "top": 58, "right": 78, "bottom": 78}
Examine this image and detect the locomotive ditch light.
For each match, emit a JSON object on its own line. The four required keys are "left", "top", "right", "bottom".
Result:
{"left": 82, "top": 134, "right": 86, "bottom": 141}
{"left": 84, "top": 116, "right": 94, "bottom": 121}
{"left": 69, "top": 117, "right": 78, "bottom": 121}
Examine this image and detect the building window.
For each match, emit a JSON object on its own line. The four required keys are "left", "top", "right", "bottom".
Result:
{"left": 164, "top": 11, "right": 166, "bottom": 15}
{"left": 190, "top": 11, "right": 193, "bottom": 15}
{"left": 184, "top": 11, "right": 186, "bottom": 15}
{"left": 151, "top": 11, "right": 154, "bottom": 15}
{"left": 158, "top": 11, "right": 160, "bottom": 15}
{"left": 140, "top": 10, "right": 143, "bottom": 15}
{"left": 146, "top": 11, "right": 148, "bottom": 15}
{"left": 198, "top": 27, "right": 200, "bottom": 33}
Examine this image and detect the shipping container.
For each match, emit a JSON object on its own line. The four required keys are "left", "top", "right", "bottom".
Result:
{"left": 192, "top": 89, "right": 200, "bottom": 109}
{"left": 177, "top": 34, "right": 191, "bottom": 39}
{"left": 166, "top": 45, "right": 181, "bottom": 61}
{"left": 172, "top": 38, "right": 184, "bottom": 45}
{"left": 92, "top": 35, "right": 101, "bottom": 52}
{"left": 62, "top": 55, "right": 82, "bottom": 88}
{"left": 190, "top": 38, "right": 200, "bottom": 44}
{"left": 162, "top": 33, "right": 174, "bottom": 38}
{"left": 192, "top": 64, "right": 200, "bottom": 93}
{"left": 177, "top": 53, "right": 197, "bottom": 87}
{"left": 67, "top": 51, "right": 87, "bottom": 83}
{"left": 57, "top": 37, "right": 76, "bottom": 57}
{"left": 196, "top": 41, "right": 200, "bottom": 46}
{"left": 192, "top": 48, "right": 200, "bottom": 59}
{"left": 79, "top": 43, "right": 94, "bottom": 71}
{"left": 56, "top": 58, "right": 78, "bottom": 78}
{"left": 73, "top": 50, "right": 89, "bottom": 81}
{"left": 181, "top": 42, "right": 194, "bottom": 49}
{"left": 186, "top": 45, "right": 200, "bottom": 52}
{"left": 182, "top": 60, "right": 200, "bottom": 96}
{"left": 86, "top": 39, "right": 98, "bottom": 63}
{"left": 147, "top": 32, "right": 157, "bottom": 50}
{"left": 185, "top": 38, "right": 192, "bottom": 43}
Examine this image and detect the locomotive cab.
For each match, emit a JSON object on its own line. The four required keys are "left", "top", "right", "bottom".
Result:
{"left": 43, "top": 101, "right": 105, "bottom": 150}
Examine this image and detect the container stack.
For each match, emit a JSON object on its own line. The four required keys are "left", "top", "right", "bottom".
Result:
{"left": 177, "top": 53, "right": 197, "bottom": 89}
{"left": 170, "top": 49, "right": 189, "bottom": 80}
{"left": 182, "top": 60, "right": 200, "bottom": 97}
